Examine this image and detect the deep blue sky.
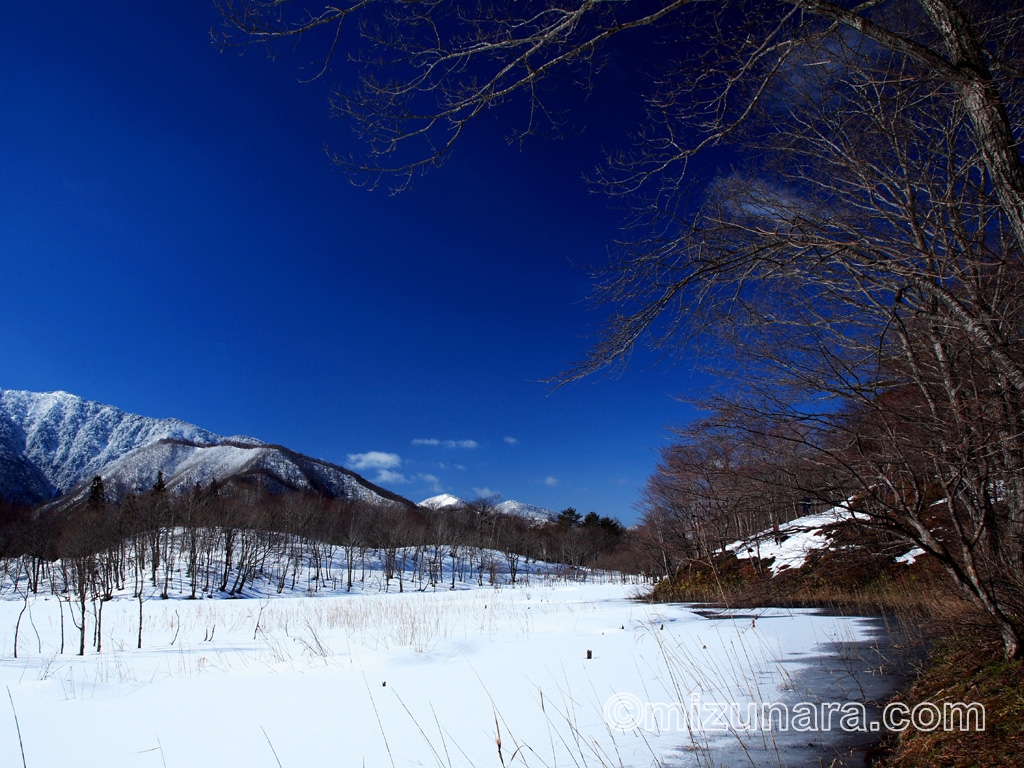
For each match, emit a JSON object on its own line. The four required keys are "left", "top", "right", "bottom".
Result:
{"left": 1, "top": 3, "right": 707, "bottom": 520}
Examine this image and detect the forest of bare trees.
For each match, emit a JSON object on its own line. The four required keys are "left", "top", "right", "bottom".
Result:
{"left": 0, "top": 479, "right": 630, "bottom": 656}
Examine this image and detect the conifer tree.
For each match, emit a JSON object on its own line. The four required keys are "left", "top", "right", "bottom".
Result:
{"left": 87, "top": 476, "right": 106, "bottom": 510}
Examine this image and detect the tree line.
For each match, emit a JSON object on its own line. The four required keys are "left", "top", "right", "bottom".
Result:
{"left": 0, "top": 477, "right": 635, "bottom": 655}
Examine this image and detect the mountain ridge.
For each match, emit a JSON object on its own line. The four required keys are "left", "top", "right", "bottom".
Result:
{"left": 0, "top": 389, "right": 413, "bottom": 510}
{"left": 418, "top": 494, "right": 557, "bottom": 524}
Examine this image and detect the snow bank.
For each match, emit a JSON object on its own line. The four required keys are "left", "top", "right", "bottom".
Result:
{"left": 729, "top": 504, "right": 864, "bottom": 575}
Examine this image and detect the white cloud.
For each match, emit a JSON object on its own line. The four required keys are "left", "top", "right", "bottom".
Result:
{"left": 346, "top": 451, "right": 402, "bottom": 471}
{"left": 375, "top": 469, "right": 409, "bottom": 485}
{"left": 418, "top": 473, "right": 443, "bottom": 493}
{"left": 438, "top": 463, "right": 466, "bottom": 471}
{"left": 413, "top": 438, "right": 478, "bottom": 449}
{"left": 473, "top": 487, "right": 499, "bottom": 500}
{"left": 504, "top": 436, "right": 518, "bottom": 445}
{"left": 545, "top": 476, "right": 560, "bottom": 487}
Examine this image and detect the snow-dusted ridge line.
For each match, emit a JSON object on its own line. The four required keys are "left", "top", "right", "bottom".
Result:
{"left": 0, "top": 388, "right": 414, "bottom": 509}
{"left": 0, "top": 388, "right": 245, "bottom": 495}
{"left": 494, "top": 499, "right": 557, "bottom": 523}
{"left": 419, "top": 493, "right": 465, "bottom": 510}
{"left": 418, "top": 494, "right": 557, "bottom": 524}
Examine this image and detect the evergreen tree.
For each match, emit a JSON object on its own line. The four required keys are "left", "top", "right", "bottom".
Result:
{"left": 87, "top": 476, "right": 107, "bottom": 510}
{"left": 557, "top": 508, "right": 581, "bottom": 528}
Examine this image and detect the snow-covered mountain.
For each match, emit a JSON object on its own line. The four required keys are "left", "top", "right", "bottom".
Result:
{"left": 0, "top": 389, "right": 412, "bottom": 509}
{"left": 419, "top": 494, "right": 466, "bottom": 511}
{"left": 418, "top": 494, "right": 557, "bottom": 524}
{"left": 494, "top": 499, "right": 558, "bottom": 524}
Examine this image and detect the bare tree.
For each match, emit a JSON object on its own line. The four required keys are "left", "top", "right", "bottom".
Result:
{"left": 493, "top": 513, "right": 528, "bottom": 584}
{"left": 337, "top": 499, "right": 371, "bottom": 592}
{"left": 217, "top": 1, "right": 1024, "bottom": 230}
{"left": 220, "top": 0, "right": 1024, "bottom": 655}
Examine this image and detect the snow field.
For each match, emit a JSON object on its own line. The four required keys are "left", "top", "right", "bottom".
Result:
{"left": 0, "top": 579, "right": 876, "bottom": 768}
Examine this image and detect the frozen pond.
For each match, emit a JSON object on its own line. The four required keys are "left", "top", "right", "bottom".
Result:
{"left": 0, "top": 577, "right": 908, "bottom": 767}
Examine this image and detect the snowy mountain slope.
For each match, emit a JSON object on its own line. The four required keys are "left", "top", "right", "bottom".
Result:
{"left": 494, "top": 499, "right": 557, "bottom": 524}
{"left": 0, "top": 389, "right": 411, "bottom": 509}
{"left": 88, "top": 439, "right": 404, "bottom": 505}
{"left": 0, "top": 389, "right": 256, "bottom": 500}
{"left": 419, "top": 494, "right": 466, "bottom": 510}
{"left": 418, "top": 494, "right": 557, "bottom": 524}
{"left": 0, "top": 427, "right": 52, "bottom": 506}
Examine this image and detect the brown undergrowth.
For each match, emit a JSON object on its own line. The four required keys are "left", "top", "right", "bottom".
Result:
{"left": 871, "top": 631, "right": 1024, "bottom": 768}
{"left": 649, "top": 523, "right": 968, "bottom": 628}
{"left": 648, "top": 522, "right": 1023, "bottom": 766}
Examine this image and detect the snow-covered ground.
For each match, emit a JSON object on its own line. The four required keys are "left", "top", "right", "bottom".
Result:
{"left": 729, "top": 505, "right": 866, "bottom": 576}
{"left": 0, "top": 570, "right": 880, "bottom": 767}
{"left": 728, "top": 503, "right": 927, "bottom": 576}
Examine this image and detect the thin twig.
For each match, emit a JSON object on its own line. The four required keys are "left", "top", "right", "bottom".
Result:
{"left": 262, "top": 725, "right": 284, "bottom": 768}
{"left": 7, "top": 686, "right": 28, "bottom": 768}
